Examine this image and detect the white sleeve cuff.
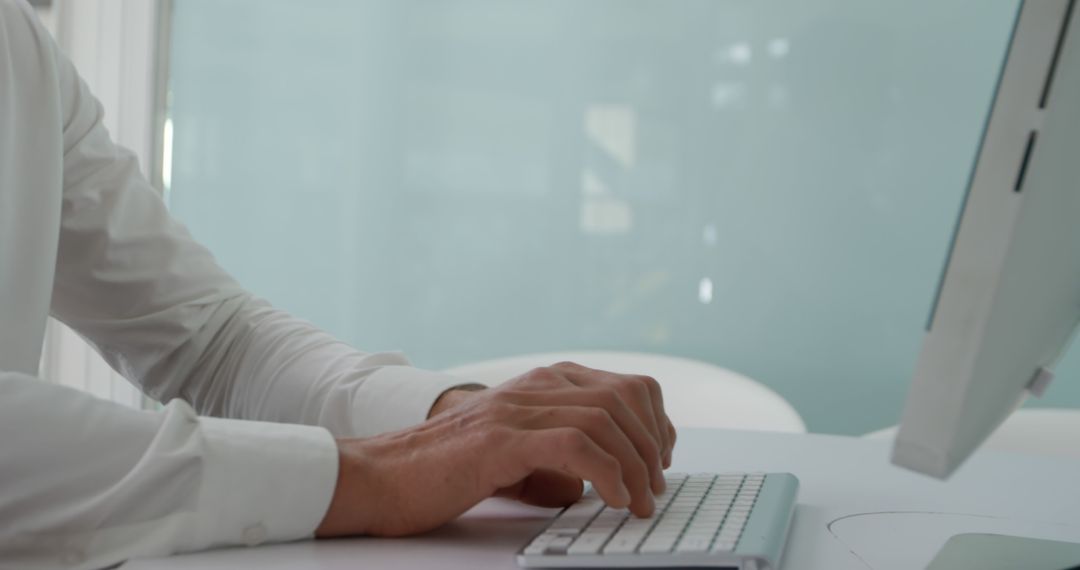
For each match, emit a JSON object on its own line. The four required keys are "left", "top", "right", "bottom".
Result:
{"left": 348, "top": 365, "right": 476, "bottom": 437}
{"left": 192, "top": 414, "right": 338, "bottom": 549}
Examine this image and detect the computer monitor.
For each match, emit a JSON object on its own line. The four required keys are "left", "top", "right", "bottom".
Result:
{"left": 892, "top": 0, "right": 1080, "bottom": 479}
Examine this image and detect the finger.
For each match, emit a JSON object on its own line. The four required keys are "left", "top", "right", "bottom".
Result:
{"left": 501, "top": 388, "right": 665, "bottom": 494}
{"left": 562, "top": 369, "right": 666, "bottom": 478}
{"left": 638, "top": 374, "right": 674, "bottom": 464}
{"left": 526, "top": 407, "right": 654, "bottom": 517}
{"left": 552, "top": 365, "right": 667, "bottom": 452}
{"left": 525, "top": 428, "right": 630, "bottom": 511}
{"left": 495, "top": 469, "right": 584, "bottom": 508}
{"left": 576, "top": 389, "right": 665, "bottom": 494}
{"left": 664, "top": 421, "right": 677, "bottom": 468}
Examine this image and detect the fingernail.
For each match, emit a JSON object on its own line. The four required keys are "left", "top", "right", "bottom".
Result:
{"left": 618, "top": 485, "right": 632, "bottom": 506}
{"left": 647, "top": 492, "right": 656, "bottom": 514}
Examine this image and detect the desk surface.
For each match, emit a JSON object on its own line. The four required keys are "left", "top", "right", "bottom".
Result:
{"left": 123, "top": 429, "right": 1080, "bottom": 570}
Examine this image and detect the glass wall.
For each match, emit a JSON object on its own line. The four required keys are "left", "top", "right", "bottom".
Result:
{"left": 166, "top": 0, "right": 1080, "bottom": 434}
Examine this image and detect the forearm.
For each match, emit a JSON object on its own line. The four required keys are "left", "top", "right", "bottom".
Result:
{"left": 177, "top": 294, "right": 470, "bottom": 437}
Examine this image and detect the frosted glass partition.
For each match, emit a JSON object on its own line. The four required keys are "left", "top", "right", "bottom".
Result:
{"left": 166, "top": 0, "right": 1080, "bottom": 434}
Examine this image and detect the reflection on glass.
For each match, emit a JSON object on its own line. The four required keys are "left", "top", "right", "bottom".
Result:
{"left": 581, "top": 171, "right": 634, "bottom": 235}
{"left": 703, "top": 225, "right": 718, "bottom": 247}
{"left": 585, "top": 104, "right": 637, "bottom": 168}
{"left": 724, "top": 42, "right": 753, "bottom": 66}
{"left": 698, "top": 278, "right": 714, "bottom": 305}
{"left": 768, "top": 38, "right": 790, "bottom": 59}
{"left": 711, "top": 83, "right": 747, "bottom": 109}
{"left": 161, "top": 117, "right": 173, "bottom": 199}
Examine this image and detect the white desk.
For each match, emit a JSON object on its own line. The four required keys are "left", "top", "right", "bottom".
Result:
{"left": 123, "top": 429, "right": 1080, "bottom": 570}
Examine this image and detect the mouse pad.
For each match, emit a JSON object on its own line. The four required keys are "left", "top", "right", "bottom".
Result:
{"left": 926, "top": 534, "right": 1080, "bottom": 570}
{"left": 826, "top": 511, "right": 1080, "bottom": 569}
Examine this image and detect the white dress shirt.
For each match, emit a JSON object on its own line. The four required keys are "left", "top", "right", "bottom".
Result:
{"left": 0, "top": 2, "right": 469, "bottom": 568}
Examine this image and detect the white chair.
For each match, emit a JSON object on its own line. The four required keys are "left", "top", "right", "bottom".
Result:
{"left": 443, "top": 350, "right": 806, "bottom": 433}
{"left": 863, "top": 408, "right": 1080, "bottom": 459}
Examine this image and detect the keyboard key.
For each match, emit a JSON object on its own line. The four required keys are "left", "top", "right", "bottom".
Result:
{"left": 603, "top": 535, "right": 646, "bottom": 554}
{"left": 611, "top": 525, "right": 649, "bottom": 538}
{"left": 649, "top": 528, "right": 682, "bottom": 541}
{"left": 718, "top": 531, "right": 742, "bottom": 543}
{"left": 639, "top": 536, "right": 678, "bottom": 554}
{"left": 720, "top": 527, "right": 745, "bottom": 539}
{"left": 712, "top": 540, "right": 737, "bottom": 552}
{"left": 547, "top": 528, "right": 582, "bottom": 536}
{"left": 722, "top": 516, "right": 745, "bottom": 526}
{"left": 620, "top": 521, "right": 655, "bottom": 533}
{"left": 544, "top": 536, "right": 574, "bottom": 554}
{"left": 551, "top": 499, "right": 604, "bottom": 531}
{"left": 684, "top": 530, "right": 719, "bottom": 542}
{"left": 524, "top": 533, "right": 557, "bottom": 555}
{"left": 658, "top": 516, "right": 692, "bottom": 528}
{"left": 675, "top": 536, "right": 711, "bottom": 553}
{"left": 567, "top": 532, "right": 611, "bottom": 555}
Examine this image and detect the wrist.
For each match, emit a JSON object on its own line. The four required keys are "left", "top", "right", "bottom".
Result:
{"left": 316, "top": 438, "right": 385, "bottom": 538}
{"left": 428, "top": 384, "right": 486, "bottom": 418}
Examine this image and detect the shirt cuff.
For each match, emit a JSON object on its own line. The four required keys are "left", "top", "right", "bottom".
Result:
{"left": 192, "top": 415, "right": 339, "bottom": 549}
{"left": 349, "top": 365, "right": 477, "bottom": 437}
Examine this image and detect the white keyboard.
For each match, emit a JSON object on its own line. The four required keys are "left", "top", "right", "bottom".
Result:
{"left": 517, "top": 472, "right": 799, "bottom": 569}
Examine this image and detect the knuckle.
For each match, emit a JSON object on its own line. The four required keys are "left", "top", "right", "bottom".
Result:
{"left": 552, "top": 360, "right": 583, "bottom": 370}
{"left": 637, "top": 375, "right": 661, "bottom": 392}
{"left": 594, "top": 387, "right": 621, "bottom": 408}
{"left": 557, "top": 428, "right": 591, "bottom": 453}
{"left": 626, "top": 377, "right": 651, "bottom": 397}
{"left": 582, "top": 407, "right": 614, "bottom": 430}
{"left": 526, "top": 367, "right": 560, "bottom": 383}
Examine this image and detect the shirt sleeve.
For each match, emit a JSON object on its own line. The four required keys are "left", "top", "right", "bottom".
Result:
{"left": 0, "top": 372, "right": 339, "bottom": 570}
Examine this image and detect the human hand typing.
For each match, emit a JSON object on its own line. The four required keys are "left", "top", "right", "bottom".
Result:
{"left": 314, "top": 361, "right": 676, "bottom": 537}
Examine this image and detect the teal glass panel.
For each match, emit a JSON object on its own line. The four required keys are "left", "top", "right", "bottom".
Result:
{"left": 166, "top": 0, "right": 1079, "bottom": 434}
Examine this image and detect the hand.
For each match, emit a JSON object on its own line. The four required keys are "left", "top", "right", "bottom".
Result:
{"left": 314, "top": 361, "right": 677, "bottom": 538}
